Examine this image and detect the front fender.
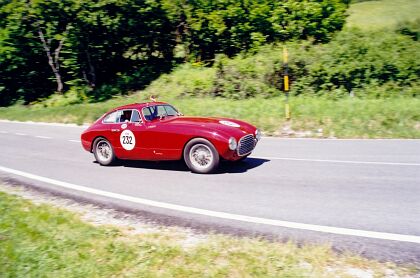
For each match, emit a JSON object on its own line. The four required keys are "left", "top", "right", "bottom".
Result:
{"left": 182, "top": 128, "right": 236, "bottom": 160}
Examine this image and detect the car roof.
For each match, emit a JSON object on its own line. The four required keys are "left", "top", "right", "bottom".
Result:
{"left": 111, "top": 101, "right": 169, "bottom": 111}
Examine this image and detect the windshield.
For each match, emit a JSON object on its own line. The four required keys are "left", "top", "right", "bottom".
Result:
{"left": 142, "top": 105, "right": 179, "bottom": 121}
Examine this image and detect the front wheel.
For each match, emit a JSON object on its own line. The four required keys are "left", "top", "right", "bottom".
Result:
{"left": 93, "top": 138, "right": 116, "bottom": 166}
{"left": 184, "top": 138, "right": 219, "bottom": 174}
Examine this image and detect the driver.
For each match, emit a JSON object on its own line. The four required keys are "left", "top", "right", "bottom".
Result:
{"left": 121, "top": 110, "right": 132, "bottom": 122}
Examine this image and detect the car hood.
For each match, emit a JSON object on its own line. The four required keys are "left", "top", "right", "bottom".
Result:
{"left": 163, "top": 116, "right": 256, "bottom": 138}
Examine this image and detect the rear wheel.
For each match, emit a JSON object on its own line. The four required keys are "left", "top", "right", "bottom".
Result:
{"left": 184, "top": 138, "right": 219, "bottom": 174}
{"left": 93, "top": 138, "right": 115, "bottom": 166}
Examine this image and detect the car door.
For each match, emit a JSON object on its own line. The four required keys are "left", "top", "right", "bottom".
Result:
{"left": 120, "top": 109, "right": 150, "bottom": 160}
{"left": 139, "top": 105, "right": 185, "bottom": 160}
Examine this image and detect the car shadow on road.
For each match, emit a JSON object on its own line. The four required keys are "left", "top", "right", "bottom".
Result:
{"left": 94, "top": 159, "right": 190, "bottom": 172}
{"left": 216, "top": 158, "right": 270, "bottom": 174}
{"left": 94, "top": 157, "right": 269, "bottom": 174}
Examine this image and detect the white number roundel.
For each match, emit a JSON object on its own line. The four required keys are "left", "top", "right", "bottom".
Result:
{"left": 120, "top": 130, "right": 136, "bottom": 151}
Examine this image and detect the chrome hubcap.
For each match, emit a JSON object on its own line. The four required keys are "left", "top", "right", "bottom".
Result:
{"left": 96, "top": 140, "right": 112, "bottom": 162}
{"left": 189, "top": 144, "right": 213, "bottom": 169}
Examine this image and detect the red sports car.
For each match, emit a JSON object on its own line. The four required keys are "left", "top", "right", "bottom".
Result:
{"left": 81, "top": 101, "right": 261, "bottom": 173}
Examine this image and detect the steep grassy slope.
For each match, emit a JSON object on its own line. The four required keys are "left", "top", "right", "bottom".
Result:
{"left": 346, "top": 0, "right": 420, "bottom": 30}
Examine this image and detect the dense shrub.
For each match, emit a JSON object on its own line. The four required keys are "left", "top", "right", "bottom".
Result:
{"left": 180, "top": 29, "right": 419, "bottom": 99}
{"left": 396, "top": 19, "right": 420, "bottom": 41}
{"left": 300, "top": 29, "right": 420, "bottom": 96}
{"left": 210, "top": 53, "right": 280, "bottom": 99}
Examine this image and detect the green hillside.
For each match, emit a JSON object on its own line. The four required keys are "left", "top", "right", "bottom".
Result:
{"left": 346, "top": 0, "right": 420, "bottom": 30}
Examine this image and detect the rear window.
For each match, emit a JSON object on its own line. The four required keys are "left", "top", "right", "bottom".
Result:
{"left": 103, "top": 111, "right": 120, "bottom": 123}
{"left": 103, "top": 109, "right": 142, "bottom": 123}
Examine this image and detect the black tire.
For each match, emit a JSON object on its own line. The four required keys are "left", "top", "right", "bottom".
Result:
{"left": 183, "top": 138, "right": 219, "bottom": 174}
{"left": 93, "top": 138, "right": 116, "bottom": 166}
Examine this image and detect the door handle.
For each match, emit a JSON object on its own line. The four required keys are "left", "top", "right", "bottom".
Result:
{"left": 111, "top": 129, "right": 120, "bottom": 132}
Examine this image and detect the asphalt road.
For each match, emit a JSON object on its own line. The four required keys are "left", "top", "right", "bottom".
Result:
{"left": 1, "top": 120, "right": 419, "bottom": 264}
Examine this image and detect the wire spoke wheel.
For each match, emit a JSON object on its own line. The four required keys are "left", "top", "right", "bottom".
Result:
{"left": 97, "top": 141, "right": 111, "bottom": 160}
{"left": 94, "top": 138, "right": 115, "bottom": 166}
{"left": 184, "top": 139, "right": 219, "bottom": 174}
{"left": 189, "top": 144, "right": 213, "bottom": 169}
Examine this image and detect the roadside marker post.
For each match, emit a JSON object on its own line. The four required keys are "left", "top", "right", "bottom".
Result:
{"left": 283, "top": 47, "right": 291, "bottom": 120}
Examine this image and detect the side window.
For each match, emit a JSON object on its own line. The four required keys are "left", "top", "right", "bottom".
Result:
{"left": 142, "top": 105, "right": 178, "bottom": 121}
{"left": 142, "top": 107, "right": 153, "bottom": 121}
{"left": 156, "top": 106, "right": 167, "bottom": 117}
{"left": 163, "top": 105, "right": 178, "bottom": 116}
{"left": 103, "top": 111, "right": 120, "bottom": 123}
{"left": 131, "top": 110, "right": 141, "bottom": 123}
{"left": 119, "top": 110, "right": 132, "bottom": 123}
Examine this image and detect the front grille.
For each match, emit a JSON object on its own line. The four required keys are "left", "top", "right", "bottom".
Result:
{"left": 237, "top": 134, "right": 255, "bottom": 156}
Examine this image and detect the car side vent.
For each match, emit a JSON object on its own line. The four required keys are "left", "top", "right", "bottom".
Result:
{"left": 237, "top": 134, "right": 255, "bottom": 156}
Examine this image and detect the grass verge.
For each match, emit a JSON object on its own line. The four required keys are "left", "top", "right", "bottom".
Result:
{"left": 0, "top": 189, "right": 416, "bottom": 277}
{"left": 1, "top": 95, "right": 419, "bottom": 138}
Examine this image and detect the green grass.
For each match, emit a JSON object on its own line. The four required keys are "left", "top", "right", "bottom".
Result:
{"left": 346, "top": 0, "right": 420, "bottom": 30}
{"left": 0, "top": 190, "right": 416, "bottom": 277}
{"left": 1, "top": 94, "right": 419, "bottom": 138}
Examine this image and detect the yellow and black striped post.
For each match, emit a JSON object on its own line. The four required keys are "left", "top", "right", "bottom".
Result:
{"left": 283, "top": 47, "right": 291, "bottom": 120}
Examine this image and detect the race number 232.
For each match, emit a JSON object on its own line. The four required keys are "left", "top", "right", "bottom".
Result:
{"left": 122, "top": 135, "right": 132, "bottom": 145}
{"left": 120, "top": 130, "right": 136, "bottom": 151}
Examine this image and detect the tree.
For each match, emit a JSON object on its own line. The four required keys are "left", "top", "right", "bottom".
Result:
{"left": 163, "top": 0, "right": 347, "bottom": 61}
{"left": 0, "top": 0, "right": 176, "bottom": 105}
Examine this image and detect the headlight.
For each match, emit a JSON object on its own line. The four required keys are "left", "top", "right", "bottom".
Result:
{"left": 255, "top": 129, "right": 261, "bottom": 141}
{"left": 228, "top": 137, "right": 237, "bottom": 150}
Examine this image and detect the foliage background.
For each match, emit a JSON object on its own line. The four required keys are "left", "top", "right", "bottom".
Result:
{"left": 1, "top": 0, "right": 348, "bottom": 105}
{"left": 0, "top": 0, "right": 419, "bottom": 138}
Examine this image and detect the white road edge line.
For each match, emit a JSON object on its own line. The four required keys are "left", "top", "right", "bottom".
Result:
{"left": 1, "top": 165, "right": 419, "bottom": 244}
{"left": 68, "top": 139, "right": 81, "bottom": 143}
{"left": 251, "top": 156, "right": 420, "bottom": 166}
{"left": 15, "top": 133, "right": 27, "bottom": 136}
{"left": 35, "top": 135, "right": 52, "bottom": 139}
